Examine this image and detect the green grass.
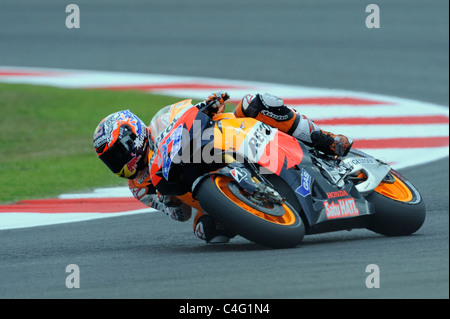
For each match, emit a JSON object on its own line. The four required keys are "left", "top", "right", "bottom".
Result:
{"left": 0, "top": 83, "right": 191, "bottom": 204}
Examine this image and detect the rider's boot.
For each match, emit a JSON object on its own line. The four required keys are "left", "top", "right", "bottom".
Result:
{"left": 235, "top": 93, "right": 353, "bottom": 156}
{"left": 193, "top": 211, "right": 236, "bottom": 244}
{"left": 310, "top": 130, "right": 353, "bottom": 158}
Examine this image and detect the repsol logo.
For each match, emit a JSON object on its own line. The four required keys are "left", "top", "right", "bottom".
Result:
{"left": 155, "top": 121, "right": 175, "bottom": 146}
{"left": 248, "top": 123, "right": 272, "bottom": 158}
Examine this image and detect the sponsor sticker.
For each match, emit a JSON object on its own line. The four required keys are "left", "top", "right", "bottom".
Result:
{"left": 230, "top": 167, "right": 247, "bottom": 183}
{"left": 351, "top": 158, "right": 377, "bottom": 166}
{"left": 323, "top": 198, "right": 359, "bottom": 219}
{"left": 158, "top": 124, "right": 183, "bottom": 180}
{"left": 238, "top": 122, "right": 276, "bottom": 163}
{"left": 295, "top": 168, "right": 312, "bottom": 197}
{"left": 326, "top": 190, "right": 349, "bottom": 199}
{"left": 235, "top": 121, "right": 245, "bottom": 135}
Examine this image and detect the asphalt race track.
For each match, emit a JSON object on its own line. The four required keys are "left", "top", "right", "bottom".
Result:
{"left": 0, "top": 0, "right": 448, "bottom": 299}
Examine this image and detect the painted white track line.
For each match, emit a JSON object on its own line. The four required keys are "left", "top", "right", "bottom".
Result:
{"left": 0, "top": 66, "right": 448, "bottom": 229}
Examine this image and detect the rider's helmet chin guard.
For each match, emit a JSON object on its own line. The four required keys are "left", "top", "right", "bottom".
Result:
{"left": 93, "top": 110, "right": 148, "bottom": 179}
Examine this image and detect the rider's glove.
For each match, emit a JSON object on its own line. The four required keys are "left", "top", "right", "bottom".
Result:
{"left": 195, "top": 92, "right": 230, "bottom": 117}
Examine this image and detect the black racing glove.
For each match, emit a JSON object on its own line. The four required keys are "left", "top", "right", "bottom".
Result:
{"left": 195, "top": 91, "right": 230, "bottom": 117}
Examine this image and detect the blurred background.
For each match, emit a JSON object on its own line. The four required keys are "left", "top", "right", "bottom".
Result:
{"left": 0, "top": 0, "right": 448, "bottom": 105}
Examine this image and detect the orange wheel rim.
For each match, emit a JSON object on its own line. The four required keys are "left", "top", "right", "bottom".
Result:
{"left": 214, "top": 176, "right": 296, "bottom": 225}
{"left": 374, "top": 175, "right": 413, "bottom": 202}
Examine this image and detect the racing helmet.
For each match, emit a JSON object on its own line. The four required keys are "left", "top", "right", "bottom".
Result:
{"left": 93, "top": 110, "right": 150, "bottom": 179}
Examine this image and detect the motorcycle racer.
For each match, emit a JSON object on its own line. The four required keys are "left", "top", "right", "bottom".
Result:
{"left": 93, "top": 92, "right": 353, "bottom": 244}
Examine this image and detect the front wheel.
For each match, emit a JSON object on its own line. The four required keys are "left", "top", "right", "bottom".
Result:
{"left": 196, "top": 175, "right": 305, "bottom": 249}
{"left": 366, "top": 169, "right": 426, "bottom": 236}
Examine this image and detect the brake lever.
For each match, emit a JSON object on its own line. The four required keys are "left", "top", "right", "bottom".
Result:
{"left": 197, "top": 99, "right": 217, "bottom": 113}
{"left": 334, "top": 155, "right": 343, "bottom": 168}
{"left": 197, "top": 93, "right": 230, "bottom": 113}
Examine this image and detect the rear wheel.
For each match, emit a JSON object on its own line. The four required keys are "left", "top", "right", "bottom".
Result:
{"left": 366, "top": 169, "right": 425, "bottom": 236}
{"left": 196, "top": 175, "right": 305, "bottom": 248}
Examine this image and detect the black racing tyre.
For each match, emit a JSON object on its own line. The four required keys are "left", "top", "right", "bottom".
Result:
{"left": 196, "top": 175, "right": 305, "bottom": 249}
{"left": 366, "top": 169, "right": 426, "bottom": 236}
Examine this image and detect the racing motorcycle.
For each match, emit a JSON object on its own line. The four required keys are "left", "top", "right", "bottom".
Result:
{"left": 149, "top": 98, "right": 426, "bottom": 248}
